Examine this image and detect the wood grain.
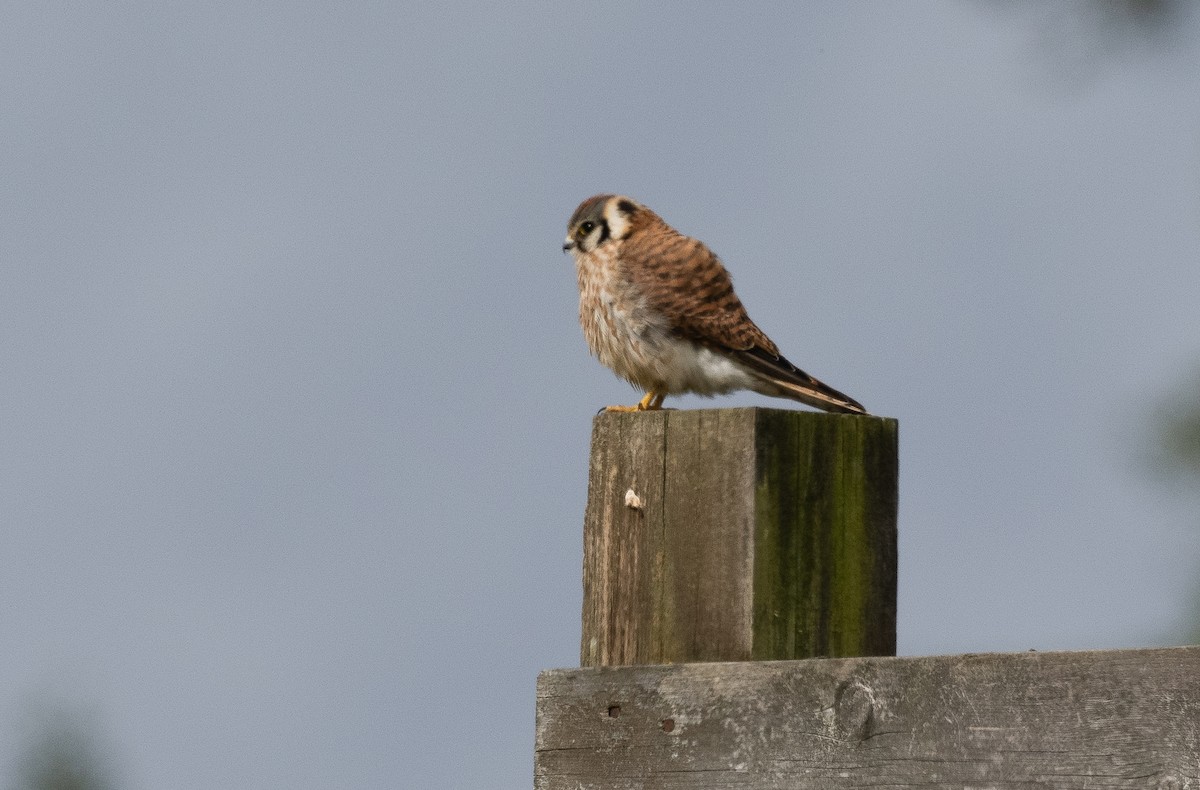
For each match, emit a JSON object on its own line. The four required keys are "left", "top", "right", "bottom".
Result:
{"left": 537, "top": 646, "right": 1200, "bottom": 789}
{"left": 580, "top": 408, "right": 897, "bottom": 667}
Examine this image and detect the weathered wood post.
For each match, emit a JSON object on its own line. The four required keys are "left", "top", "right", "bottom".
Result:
{"left": 581, "top": 407, "right": 897, "bottom": 666}
{"left": 537, "top": 407, "right": 1200, "bottom": 788}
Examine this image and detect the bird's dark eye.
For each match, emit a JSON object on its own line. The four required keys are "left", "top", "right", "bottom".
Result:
{"left": 578, "top": 221, "right": 595, "bottom": 236}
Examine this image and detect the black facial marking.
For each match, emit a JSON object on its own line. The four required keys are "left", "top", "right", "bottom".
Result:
{"left": 616, "top": 199, "right": 637, "bottom": 216}
{"left": 597, "top": 219, "right": 610, "bottom": 244}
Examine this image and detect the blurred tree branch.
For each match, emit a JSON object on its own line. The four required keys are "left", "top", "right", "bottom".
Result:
{"left": 10, "top": 708, "right": 118, "bottom": 790}
{"left": 1156, "top": 389, "right": 1200, "bottom": 483}
{"left": 984, "top": 0, "right": 1195, "bottom": 90}
{"left": 1150, "top": 369, "right": 1200, "bottom": 645}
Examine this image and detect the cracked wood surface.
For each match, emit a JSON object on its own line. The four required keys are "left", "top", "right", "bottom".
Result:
{"left": 536, "top": 646, "right": 1200, "bottom": 789}
{"left": 580, "top": 408, "right": 898, "bottom": 667}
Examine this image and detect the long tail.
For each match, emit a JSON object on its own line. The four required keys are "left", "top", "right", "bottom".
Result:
{"left": 735, "top": 347, "right": 868, "bottom": 415}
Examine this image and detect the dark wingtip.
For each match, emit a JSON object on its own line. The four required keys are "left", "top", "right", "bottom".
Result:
{"left": 739, "top": 346, "right": 868, "bottom": 415}
{"left": 834, "top": 399, "right": 869, "bottom": 416}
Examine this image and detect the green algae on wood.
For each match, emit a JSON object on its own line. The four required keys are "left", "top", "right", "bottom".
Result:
{"left": 580, "top": 407, "right": 896, "bottom": 667}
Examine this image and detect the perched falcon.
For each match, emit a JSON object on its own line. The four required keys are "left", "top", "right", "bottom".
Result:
{"left": 562, "top": 194, "right": 867, "bottom": 415}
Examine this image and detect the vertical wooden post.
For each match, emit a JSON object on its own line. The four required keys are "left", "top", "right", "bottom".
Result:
{"left": 580, "top": 407, "right": 897, "bottom": 667}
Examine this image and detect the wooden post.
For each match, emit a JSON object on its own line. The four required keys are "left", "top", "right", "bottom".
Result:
{"left": 541, "top": 409, "right": 1200, "bottom": 788}
{"left": 581, "top": 407, "right": 897, "bottom": 667}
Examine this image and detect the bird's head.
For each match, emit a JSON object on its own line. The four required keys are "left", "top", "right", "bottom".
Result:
{"left": 563, "top": 194, "right": 642, "bottom": 255}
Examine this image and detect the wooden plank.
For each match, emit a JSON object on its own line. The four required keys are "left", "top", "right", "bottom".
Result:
{"left": 581, "top": 408, "right": 897, "bottom": 667}
{"left": 536, "top": 646, "right": 1200, "bottom": 789}
{"left": 581, "top": 410, "right": 670, "bottom": 667}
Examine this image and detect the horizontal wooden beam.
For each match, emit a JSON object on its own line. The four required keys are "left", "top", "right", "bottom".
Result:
{"left": 536, "top": 645, "right": 1200, "bottom": 789}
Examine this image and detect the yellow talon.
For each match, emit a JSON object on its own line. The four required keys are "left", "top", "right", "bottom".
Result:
{"left": 604, "top": 391, "right": 667, "bottom": 412}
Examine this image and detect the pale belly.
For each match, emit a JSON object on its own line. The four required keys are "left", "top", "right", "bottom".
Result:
{"left": 576, "top": 256, "right": 758, "bottom": 396}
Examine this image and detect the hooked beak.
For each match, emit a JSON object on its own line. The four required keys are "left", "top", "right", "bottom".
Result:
{"left": 562, "top": 240, "right": 576, "bottom": 253}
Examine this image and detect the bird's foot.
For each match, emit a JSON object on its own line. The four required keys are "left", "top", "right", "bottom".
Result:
{"left": 603, "top": 392, "right": 666, "bottom": 412}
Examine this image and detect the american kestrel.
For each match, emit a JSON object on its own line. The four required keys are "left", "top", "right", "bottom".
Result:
{"left": 563, "top": 194, "right": 867, "bottom": 415}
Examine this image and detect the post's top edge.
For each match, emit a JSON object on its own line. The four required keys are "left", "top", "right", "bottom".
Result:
{"left": 590, "top": 406, "right": 896, "bottom": 424}
{"left": 537, "top": 644, "right": 1200, "bottom": 682}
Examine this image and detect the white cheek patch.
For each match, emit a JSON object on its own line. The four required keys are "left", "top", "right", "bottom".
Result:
{"left": 603, "top": 197, "right": 636, "bottom": 239}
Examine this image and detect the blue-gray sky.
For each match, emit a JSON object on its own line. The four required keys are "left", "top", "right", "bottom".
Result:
{"left": 3, "top": 3, "right": 1199, "bottom": 788}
